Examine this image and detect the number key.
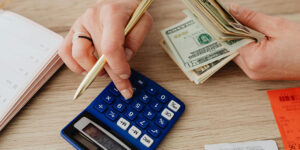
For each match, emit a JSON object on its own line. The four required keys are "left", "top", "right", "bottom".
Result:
{"left": 157, "top": 93, "right": 168, "bottom": 103}
{"left": 113, "top": 101, "right": 126, "bottom": 112}
{"left": 143, "top": 110, "right": 155, "bottom": 120}
{"left": 139, "top": 92, "right": 151, "bottom": 104}
{"left": 109, "top": 87, "right": 120, "bottom": 96}
{"left": 150, "top": 101, "right": 162, "bottom": 112}
{"left": 136, "top": 117, "right": 149, "bottom": 129}
{"left": 124, "top": 110, "right": 137, "bottom": 121}
{"left": 132, "top": 101, "right": 144, "bottom": 112}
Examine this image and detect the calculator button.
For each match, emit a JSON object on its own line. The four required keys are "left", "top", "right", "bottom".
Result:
{"left": 136, "top": 118, "right": 149, "bottom": 129}
{"left": 147, "top": 126, "right": 161, "bottom": 138}
{"left": 103, "top": 94, "right": 114, "bottom": 104}
{"left": 135, "top": 79, "right": 146, "bottom": 87}
{"left": 155, "top": 117, "right": 168, "bottom": 129}
{"left": 168, "top": 100, "right": 181, "bottom": 112}
{"left": 132, "top": 101, "right": 144, "bottom": 112}
{"left": 113, "top": 101, "right": 126, "bottom": 112}
{"left": 105, "top": 109, "right": 118, "bottom": 121}
{"left": 132, "top": 86, "right": 138, "bottom": 93}
{"left": 117, "top": 117, "right": 130, "bottom": 130}
{"left": 157, "top": 93, "right": 168, "bottom": 103}
{"left": 128, "top": 126, "right": 142, "bottom": 139}
{"left": 143, "top": 110, "right": 155, "bottom": 120}
{"left": 146, "top": 86, "right": 157, "bottom": 95}
{"left": 161, "top": 108, "right": 174, "bottom": 120}
{"left": 109, "top": 87, "right": 120, "bottom": 96}
{"left": 121, "top": 97, "right": 133, "bottom": 104}
{"left": 139, "top": 92, "right": 151, "bottom": 104}
{"left": 140, "top": 134, "right": 154, "bottom": 148}
{"left": 124, "top": 110, "right": 137, "bottom": 121}
{"left": 150, "top": 101, "right": 162, "bottom": 112}
{"left": 94, "top": 103, "right": 107, "bottom": 113}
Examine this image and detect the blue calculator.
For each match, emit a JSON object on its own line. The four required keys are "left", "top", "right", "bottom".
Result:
{"left": 61, "top": 70, "right": 185, "bottom": 150}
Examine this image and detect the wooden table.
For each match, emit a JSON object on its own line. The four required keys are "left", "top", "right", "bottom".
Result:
{"left": 1, "top": 0, "right": 300, "bottom": 149}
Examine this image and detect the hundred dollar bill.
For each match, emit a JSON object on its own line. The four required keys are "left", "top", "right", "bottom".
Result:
{"left": 161, "top": 11, "right": 251, "bottom": 71}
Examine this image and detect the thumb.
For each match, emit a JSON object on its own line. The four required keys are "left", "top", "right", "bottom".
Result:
{"left": 229, "top": 4, "right": 276, "bottom": 36}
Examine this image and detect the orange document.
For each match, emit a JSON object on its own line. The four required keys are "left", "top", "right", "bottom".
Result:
{"left": 268, "top": 87, "right": 300, "bottom": 150}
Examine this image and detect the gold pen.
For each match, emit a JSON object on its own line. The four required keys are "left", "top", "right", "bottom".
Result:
{"left": 73, "top": 0, "right": 153, "bottom": 100}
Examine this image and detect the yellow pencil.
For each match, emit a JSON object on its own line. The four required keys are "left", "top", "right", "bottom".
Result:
{"left": 73, "top": 0, "right": 153, "bottom": 100}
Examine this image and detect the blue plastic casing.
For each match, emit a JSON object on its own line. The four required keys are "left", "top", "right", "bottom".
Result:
{"left": 61, "top": 70, "right": 185, "bottom": 150}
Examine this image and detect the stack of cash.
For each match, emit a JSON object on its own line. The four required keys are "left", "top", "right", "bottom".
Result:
{"left": 160, "top": 0, "right": 264, "bottom": 84}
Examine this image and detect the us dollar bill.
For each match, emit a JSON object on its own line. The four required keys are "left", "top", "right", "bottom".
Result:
{"left": 161, "top": 10, "right": 251, "bottom": 72}
{"left": 160, "top": 40, "right": 239, "bottom": 84}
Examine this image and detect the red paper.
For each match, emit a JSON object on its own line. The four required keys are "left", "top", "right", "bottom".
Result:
{"left": 267, "top": 87, "right": 300, "bottom": 150}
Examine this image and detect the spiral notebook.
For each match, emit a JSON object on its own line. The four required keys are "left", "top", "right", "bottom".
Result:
{"left": 0, "top": 10, "right": 63, "bottom": 130}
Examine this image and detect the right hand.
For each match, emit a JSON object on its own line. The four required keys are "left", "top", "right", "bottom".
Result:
{"left": 229, "top": 4, "right": 300, "bottom": 81}
{"left": 58, "top": 0, "right": 153, "bottom": 99}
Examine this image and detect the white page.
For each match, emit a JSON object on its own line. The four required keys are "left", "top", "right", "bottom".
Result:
{"left": 0, "top": 10, "right": 63, "bottom": 120}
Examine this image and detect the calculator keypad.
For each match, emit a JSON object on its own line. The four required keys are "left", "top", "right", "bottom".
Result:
{"left": 140, "top": 134, "right": 154, "bottom": 148}
{"left": 128, "top": 126, "right": 142, "bottom": 139}
{"left": 93, "top": 71, "right": 183, "bottom": 149}
{"left": 161, "top": 108, "right": 174, "bottom": 120}
{"left": 168, "top": 100, "right": 181, "bottom": 112}
{"left": 117, "top": 117, "right": 130, "bottom": 130}
{"left": 105, "top": 109, "right": 118, "bottom": 121}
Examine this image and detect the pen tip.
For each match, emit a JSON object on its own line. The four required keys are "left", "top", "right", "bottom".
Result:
{"left": 73, "top": 91, "right": 81, "bottom": 101}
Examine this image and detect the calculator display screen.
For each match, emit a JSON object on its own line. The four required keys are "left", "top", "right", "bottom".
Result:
{"left": 83, "top": 123, "right": 126, "bottom": 150}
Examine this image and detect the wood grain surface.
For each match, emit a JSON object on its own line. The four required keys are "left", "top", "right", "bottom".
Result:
{"left": 0, "top": 0, "right": 300, "bottom": 149}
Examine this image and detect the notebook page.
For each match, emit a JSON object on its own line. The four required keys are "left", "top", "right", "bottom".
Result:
{"left": 0, "top": 10, "right": 63, "bottom": 120}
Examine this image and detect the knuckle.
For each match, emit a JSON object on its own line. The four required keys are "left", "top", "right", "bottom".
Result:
{"left": 85, "top": 7, "right": 98, "bottom": 18}
{"left": 83, "top": 7, "right": 98, "bottom": 27}
{"left": 102, "top": 43, "right": 122, "bottom": 55}
{"left": 72, "top": 50, "right": 87, "bottom": 60}
{"left": 101, "top": 3, "right": 120, "bottom": 14}
{"left": 126, "top": 35, "right": 143, "bottom": 50}
{"left": 113, "top": 65, "right": 130, "bottom": 74}
{"left": 243, "top": 10, "right": 258, "bottom": 25}
{"left": 145, "top": 13, "right": 154, "bottom": 28}
{"left": 113, "top": 78, "right": 128, "bottom": 90}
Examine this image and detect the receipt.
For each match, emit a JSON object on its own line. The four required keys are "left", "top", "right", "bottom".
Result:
{"left": 268, "top": 87, "right": 300, "bottom": 150}
{"left": 205, "top": 140, "right": 278, "bottom": 150}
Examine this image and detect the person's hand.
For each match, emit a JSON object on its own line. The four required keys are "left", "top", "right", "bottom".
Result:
{"left": 229, "top": 4, "right": 300, "bottom": 81}
{"left": 58, "top": 0, "right": 153, "bottom": 99}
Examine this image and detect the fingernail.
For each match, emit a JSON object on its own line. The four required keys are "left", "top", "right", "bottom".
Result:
{"left": 120, "top": 74, "right": 130, "bottom": 79}
{"left": 125, "top": 48, "right": 134, "bottom": 61}
{"left": 82, "top": 71, "right": 87, "bottom": 75}
{"left": 230, "top": 4, "right": 239, "bottom": 16}
{"left": 121, "top": 89, "right": 132, "bottom": 100}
